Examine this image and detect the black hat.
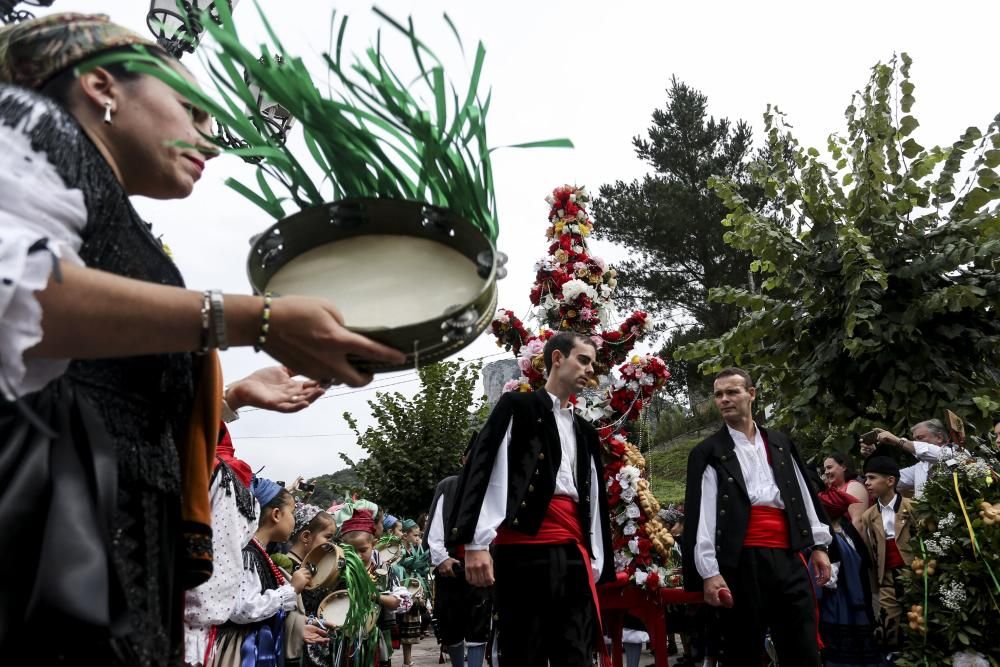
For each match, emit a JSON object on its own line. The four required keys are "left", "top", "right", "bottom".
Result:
{"left": 863, "top": 455, "right": 900, "bottom": 479}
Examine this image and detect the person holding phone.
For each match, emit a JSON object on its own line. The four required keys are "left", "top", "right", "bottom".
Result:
{"left": 858, "top": 419, "right": 958, "bottom": 498}
{"left": 682, "top": 367, "right": 832, "bottom": 667}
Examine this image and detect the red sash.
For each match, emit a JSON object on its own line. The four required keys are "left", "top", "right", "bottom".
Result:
{"left": 743, "top": 506, "right": 791, "bottom": 548}
{"left": 496, "top": 495, "right": 609, "bottom": 665}
{"left": 885, "top": 538, "right": 905, "bottom": 569}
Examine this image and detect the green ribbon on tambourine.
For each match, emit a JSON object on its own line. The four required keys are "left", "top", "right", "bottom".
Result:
{"left": 88, "top": 1, "right": 573, "bottom": 243}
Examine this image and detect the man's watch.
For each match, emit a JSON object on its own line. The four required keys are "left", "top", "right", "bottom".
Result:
{"left": 812, "top": 544, "right": 829, "bottom": 553}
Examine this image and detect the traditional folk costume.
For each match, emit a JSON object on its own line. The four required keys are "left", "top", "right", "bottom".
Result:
{"left": 211, "top": 479, "right": 298, "bottom": 667}
{"left": 815, "top": 486, "right": 881, "bottom": 667}
{"left": 859, "top": 457, "right": 914, "bottom": 656}
{"left": 395, "top": 520, "right": 431, "bottom": 647}
{"left": 426, "top": 473, "right": 492, "bottom": 667}
{"left": 185, "top": 425, "right": 260, "bottom": 666}
{"left": 448, "top": 388, "right": 614, "bottom": 667}
{"left": 284, "top": 502, "right": 328, "bottom": 667}
{"left": 0, "top": 17, "right": 219, "bottom": 666}
{"left": 332, "top": 509, "right": 412, "bottom": 667}
{"left": 682, "top": 423, "right": 832, "bottom": 667}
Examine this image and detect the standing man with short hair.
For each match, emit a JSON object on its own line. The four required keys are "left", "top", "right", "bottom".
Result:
{"left": 447, "top": 332, "right": 615, "bottom": 667}
{"left": 682, "top": 367, "right": 832, "bottom": 667}
{"left": 425, "top": 434, "right": 492, "bottom": 667}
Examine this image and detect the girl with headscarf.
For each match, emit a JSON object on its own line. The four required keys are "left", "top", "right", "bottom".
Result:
{"left": 283, "top": 502, "right": 336, "bottom": 667}
{"left": 210, "top": 478, "right": 312, "bottom": 667}
{"left": 0, "top": 12, "right": 403, "bottom": 665}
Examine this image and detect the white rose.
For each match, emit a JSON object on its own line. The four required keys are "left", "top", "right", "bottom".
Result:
{"left": 628, "top": 538, "right": 639, "bottom": 554}
{"left": 634, "top": 569, "right": 648, "bottom": 586}
{"left": 621, "top": 487, "right": 636, "bottom": 504}
{"left": 624, "top": 521, "right": 637, "bottom": 536}
{"left": 626, "top": 504, "right": 641, "bottom": 519}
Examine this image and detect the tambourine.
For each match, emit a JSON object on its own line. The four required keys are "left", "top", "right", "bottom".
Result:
{"left": 317, "top": 590, "right": 379, "bottom": 634}
{"left": 247, "top": 198, "right": 505, "bottom": 372}
{"left": 302, "top": 542, "right": 346, "bottom": 590}
{"left": 405, "top": 577, "right": 424, "bottom": 599}
{"left": 374, "top": 540, "right": 403, "bottom": 573}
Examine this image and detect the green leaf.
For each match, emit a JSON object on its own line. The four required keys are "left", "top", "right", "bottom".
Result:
{"left": 899, "top": 115, "right": 920, "bottom": 137}
{"left": 901, "top": 138, "right": 923, "bottom": 159}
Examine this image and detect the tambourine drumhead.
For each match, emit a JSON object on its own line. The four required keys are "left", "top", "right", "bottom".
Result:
{"left": 303, "top": 542, "right": 344, "bottom": 590}
{"left": 318, "top": 590, "right": 350, "bottom": 629}
{"left": 268, "top": 236, "right": 481, "bottom": 329}
{"left": 247, "top": 199, "right": 500, "bottom": 372}
{"left": 376, "top": 541, "right": 401, "bottom": 565}
{"left": 318, "top": 591, "right": 378, "bottom": 633}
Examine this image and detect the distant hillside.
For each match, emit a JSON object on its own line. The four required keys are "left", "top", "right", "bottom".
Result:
{"left": 644, "top": 425, "right": 719, "bottom": 505}
{"left": 305, "top": 468, "right": 363, "bottom": 509}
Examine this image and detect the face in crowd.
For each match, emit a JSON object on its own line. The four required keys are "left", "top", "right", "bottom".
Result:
{"left": 713, "top": 373, "right": 755, "bottom": 426}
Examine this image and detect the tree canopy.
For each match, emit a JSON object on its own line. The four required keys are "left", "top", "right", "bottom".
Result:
{"left": 592, "top": 78, "right": 768, "bottom": 399}
{"left": 679, "top": 54, "right": 1000, "bottom": 454}
{"left": 342, "top": 360, "right": 486, "bottom": 517}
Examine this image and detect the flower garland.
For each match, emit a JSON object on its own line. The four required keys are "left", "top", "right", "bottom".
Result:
{"left": 899, "top": 442, "right": 1000, "bottom": 665}
{"left": 490, "top": 185, "right": 675, "bottom": 589}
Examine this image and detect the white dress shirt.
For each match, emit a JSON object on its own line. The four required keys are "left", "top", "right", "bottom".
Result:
{"left": 898, "top": 441, "right": 955, "bottom": 498}
{"left": 466, "top": 392, "right": 605, "bottom": 581}
{"left": 427, "top": 496, "right": 450, "bottom": 568}
{"left": 877, "top": 494, "right": 900, "bottom": 539}
{"left": 694, "top": 423, "right": 831, "bottom": 580}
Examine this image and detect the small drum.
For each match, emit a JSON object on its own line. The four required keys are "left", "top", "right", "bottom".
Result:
{"left": 405, "top": 577, "right": 423, "bottom": 600}
{"left": 302, "top": 542, "right": 346, "bottom": 590}
{"left": 317, "top": 590, "right": 379, "bottom": 635}
{"left": 247, "top": 198, "right": 504, "bottom": 372}
{"left": 375, "top": 540, "right": 402, "bottom": 570}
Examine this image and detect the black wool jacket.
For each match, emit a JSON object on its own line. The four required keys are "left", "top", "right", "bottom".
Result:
{"left": 446, "top": 388, "right": 615, "bottom": 583}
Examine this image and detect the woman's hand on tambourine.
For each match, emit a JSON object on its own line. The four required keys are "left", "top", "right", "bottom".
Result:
{"left": 263, "top": 296, "right": 406, "bottom": 387}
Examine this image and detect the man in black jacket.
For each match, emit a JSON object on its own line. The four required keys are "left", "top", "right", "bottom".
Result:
{"left": 447, "top": 332, "right": 614, "bottom": 667}
{"left": 424, "top": 436, "right": 491, "bottom": 667}
{"left": 682, "top": 367, "right": 832, "bottom": 666}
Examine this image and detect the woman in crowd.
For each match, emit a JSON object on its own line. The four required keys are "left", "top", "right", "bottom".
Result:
{"left": 817, "top": 454, "right": 881, "bottom": 667}
{"left": 0, "top": 13, "right": 403, "bottom": 666}
{"left": 823, "top": 451, "right": 870, "bottom": 530}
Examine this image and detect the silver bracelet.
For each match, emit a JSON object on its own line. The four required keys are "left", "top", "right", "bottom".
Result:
{"left": 199, "top": 291, "right": 212, "bottom": 354}
{"left": 209, "top": 289, "right": 228, "bottom": 351}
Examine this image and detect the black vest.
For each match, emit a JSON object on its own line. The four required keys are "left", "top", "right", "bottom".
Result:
{"left": 682, "top": 425, "right": 829, "bottom": 591}
{"left": 447, "top": 388, "right": 615, "bottom": 582}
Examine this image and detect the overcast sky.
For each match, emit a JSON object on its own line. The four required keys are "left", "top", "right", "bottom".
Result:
{"left": 39, "top": 1, "right": 1000, "bottom": 485}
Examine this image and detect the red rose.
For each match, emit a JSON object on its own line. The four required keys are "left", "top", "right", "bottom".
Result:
{"left": 645, "top": 571, "right": 660, "bottom": 588}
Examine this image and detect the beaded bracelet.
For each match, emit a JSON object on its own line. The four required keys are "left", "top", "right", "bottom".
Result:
{"left": 253, "top": 292, "right": 273, "bottom": 352}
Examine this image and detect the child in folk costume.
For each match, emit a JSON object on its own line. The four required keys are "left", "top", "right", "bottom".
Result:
{"left": 395, "top": 519, "right": 432, "bottom": 666}
{"left": 860, "top": 456, "right": 914, "bottom": 658}
{"left": 383, "top": 514, "right": 404, "bottom": 539}
{"left": 281, "top": 502, "right": 337, "bottom": 667}
{"left": 339, "top": 509, "right": 413, "bottom": 667}
{"left": 210, "top": 479, "right": 313, "bottom": 667}
{"left": 184, "top": 425, "right": 260, "bottom": 667}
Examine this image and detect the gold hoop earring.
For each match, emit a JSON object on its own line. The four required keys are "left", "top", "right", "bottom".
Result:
{"left": 103, "top": 101, "right": 113, "bottom": 125}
